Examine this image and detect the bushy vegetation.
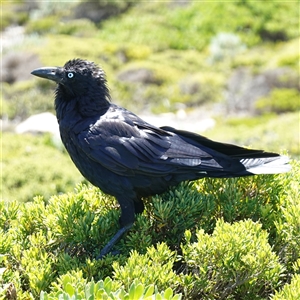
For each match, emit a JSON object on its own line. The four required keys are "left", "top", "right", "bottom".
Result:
{"left": 1, "top": 161, "right": 299, "bottom": 299}
{"left": 2, "top": 1, "right": 299, "bottom": 116}
{"left": 40, "top": 275, "right": 181, "bottom": 300}
{"left": 272, "top": 274, "right": 300, "bottom": 300}
{"left": 1, "top": 1, "right": 299, "bottom": 299}
{"left": 1, "top": 133, "right": 83, "bottom": 203}
{"left": 94, "top": 1, "right": 298, "bottom": 50}
{"left": 255, "top": 88, "right": 300, "bottom": 114}
{"left": 206, "top": 112, "right": 300, "bottom": 158}
{"left": 2, "top": 80, "right": 55, "bottom": 120}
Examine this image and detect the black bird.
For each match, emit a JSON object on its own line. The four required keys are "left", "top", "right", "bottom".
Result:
{"left": 31, "top": 59, "right": 290, "bottom": 257}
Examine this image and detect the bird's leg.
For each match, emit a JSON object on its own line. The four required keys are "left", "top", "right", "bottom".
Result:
{"left": 134, "top": 199, "right": 144, "bottom": 214}
{"left": 96, "top": 196, "right": 136, "bottom": 259}
{"left": 96, "top": 223, "right": 133, "bottom": 259}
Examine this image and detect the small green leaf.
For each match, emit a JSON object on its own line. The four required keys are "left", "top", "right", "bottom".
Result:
{"left": 40, "top": 291, "right": 47, "bottom": 300}
{"left": 65, "top": 283, "right": 75, "bottom": 297}
{"left": 61, "top": 274, "right": 71, "bottom": 290}
{"left": 163, "top": 287, "right": 173, "bottom": 299}
{"left": 128, "top": 281, "right": 137, "bottom": 299}
{"left": 95, "top": 288, "right": 106, "bottom": 298}
{"left": 155, "top": 295, "right": 163, "bottom": 300}
{"left": 133, "top": 282, "right": 144, "bottom": 299}
{"left": 85, "top": 281, "right": 94, "bottom": 299}
{"left": 144, "top": 284, "right": 155, "bottom": 297}
{"left": 103, "top": 277, "right": 112, "bottom": 292}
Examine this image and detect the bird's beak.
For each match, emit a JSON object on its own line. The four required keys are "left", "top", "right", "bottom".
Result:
{"left": 31, "top": 67, "right": 61, "bottom": 83}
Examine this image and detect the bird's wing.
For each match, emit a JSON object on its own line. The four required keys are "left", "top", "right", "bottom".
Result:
{"left": 74, "top": 116, "right": 219, "bottom": 177}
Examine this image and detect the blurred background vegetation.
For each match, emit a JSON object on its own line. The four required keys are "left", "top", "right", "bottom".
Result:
{"left": 1, "top": 0, "right": 299, "bottom": 202}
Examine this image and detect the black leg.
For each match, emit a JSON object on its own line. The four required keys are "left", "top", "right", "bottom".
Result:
{"left": 134, "top": 199, "right": 144, "bottom": 214}
{"left": 118, "top": 195, "right": 136, "bottom": 227}
{"left": 96, "top": 223, "right": 133, "bottom": 259}
{"left": 96, "top": 195, "right": 136, "bottom": 259}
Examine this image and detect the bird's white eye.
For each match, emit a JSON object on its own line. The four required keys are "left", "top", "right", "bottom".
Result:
{"left": 67, "top": 72, "right": 74, "bottom": 78}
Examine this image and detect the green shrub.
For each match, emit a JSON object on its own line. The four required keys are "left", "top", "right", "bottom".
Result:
{"left": 277, "top": 52, "right": 300, "bottom": 69}
{"left": 0, "top": 161, "right": 300, "bottom": 299}
{"left": 40, "top": 272, "right": 181, "bottom": 300}
{"left": 1, "top": 133, "right": 83, "bottom": 202}
{"left": 274, "top": 160, "right": 300, "bottom": 276}
{"left": 121, "top": 44, "right": 153, "bottom": 61}
{"left": 26, "top": 16, "right": 60, "bottom": 35}
{"left": 0, "top": 160, "right": 299, "bottom": 299}
{"left": 2, "top": 81, "right": 55, "bottom": 120}
{"left": 97, "top": 1, "right": 299, "bottom": 51}
{"left": 255, "top": 88, "right": 300, "bottom": 114}
{"left": 28, "top": 2, "right": 77, "bottom": 20}
{"left": 56, "top": 19, "right": 97, "bottom": 37}
{"left": 113, "top": 243, "right": 179, "bottom": 291}
{"left": 44, "top": 185, "right": 120, "bottom": 258}
{"left": 27, "top": 18, "right": 98, "bottom": 37}
{"left": 181, "top": 219, "right": 284, "bottom": 299}
{"left": 206, "top": 112, "right": 299, "bottom": 158}
{"left": 147, "top": 182, "right": 215, "bottom": 246}
{"left": 1, "top": 3, "right": 29, "bottom": 30}
{"left": 271, "top": 274, "right": 300, "bottom": 300}
{"left": 179, "top": 72, "right": 225, "bottom": 107}
{"left": 193, "top": 173, "right": 288, "bottom": 240}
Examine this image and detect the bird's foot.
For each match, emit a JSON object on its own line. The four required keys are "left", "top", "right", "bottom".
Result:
{"left": 96, "top": 223, "right": 133, "bottom": 259}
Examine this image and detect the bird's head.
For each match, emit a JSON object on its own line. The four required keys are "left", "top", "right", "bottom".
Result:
{"left": 31, "top": 58, "right": 110, "bottom": 102}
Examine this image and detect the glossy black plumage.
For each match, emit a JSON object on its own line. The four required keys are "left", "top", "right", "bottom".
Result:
{"left": 31, "top": 59, "right": 290, "bottom": 257}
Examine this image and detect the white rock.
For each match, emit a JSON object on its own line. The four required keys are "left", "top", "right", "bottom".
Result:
{"left": 141, "top": 112, "right": 215, "bottom": 133}
{"left": 15, "top": 112, "right": 59, "bottom": 137}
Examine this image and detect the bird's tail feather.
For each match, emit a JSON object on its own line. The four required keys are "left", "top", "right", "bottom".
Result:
{"left": 161, "top": 126, "right": 291, "bottom": 176}
{"left": 240, "top": 155, "right": 291, "bottom": 175}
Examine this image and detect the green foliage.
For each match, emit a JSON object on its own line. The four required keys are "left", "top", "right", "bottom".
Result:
{"left": 44, "top": 184, "right": 120, "bottom": 258}
{"left": 255, "top": 88, "right": 300, "bottom": 114}
{"left": 97, "top": 1, "right": 299, "bottom": 51}
{"left": 4, "top": 1, "right": 300, "bottom": 119}
{"left": 179, "top": 72, "right": 225, "bottom": 107}
{"left": 21, "top": 241, "right": 56, "bottom": 297}
{"left": 28, "top": 1, "right": 77, "bottom": 21}
{"left": 11, "top": 1, "right": 299, "bottom": 51}
{"left": 26, "top": 16, "right": 60, "bottom": 35}
{"left": 182, "top": 220, "right": 284, "bottom": 299}
{"left": 41, "top": 272, "right": 181, "bottom": 300}
{"left": 148, "top": 182, "right": 215, "bottom": 246}
{"left": 195, "top": 169, "right": 299, "bottom": 238}
{"left": 1, "top": 2, "right": 29, "bottom": 30}
{"left": 271, "top": 274, "right": 300, "bottom": 300}
{"left": 1, "top": 133, "right": 83, "bottom": 202}
{"left": 274, "top": 160, "right": 300, "bottom": 276}
{"left": 0, "top": 161, "right": 299, "bottom": 299}
{"left": 2, "top": 80, "right": 55, "bottom": 120}
{"left": 57, "top": 19, "right": 97, "bottom": 37}
{"left": 113, "top": 243, "right": 178, "bottom": 291}
{"left": 26, "top": 17, "right": 98, "bottom": 37}
{"left": 206, "top": 112, "right": 299, "bottom": 158}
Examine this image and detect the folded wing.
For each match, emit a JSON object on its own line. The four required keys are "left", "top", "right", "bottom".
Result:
{"left": 75, "top": 116, "right": 228, "bottom": 177}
